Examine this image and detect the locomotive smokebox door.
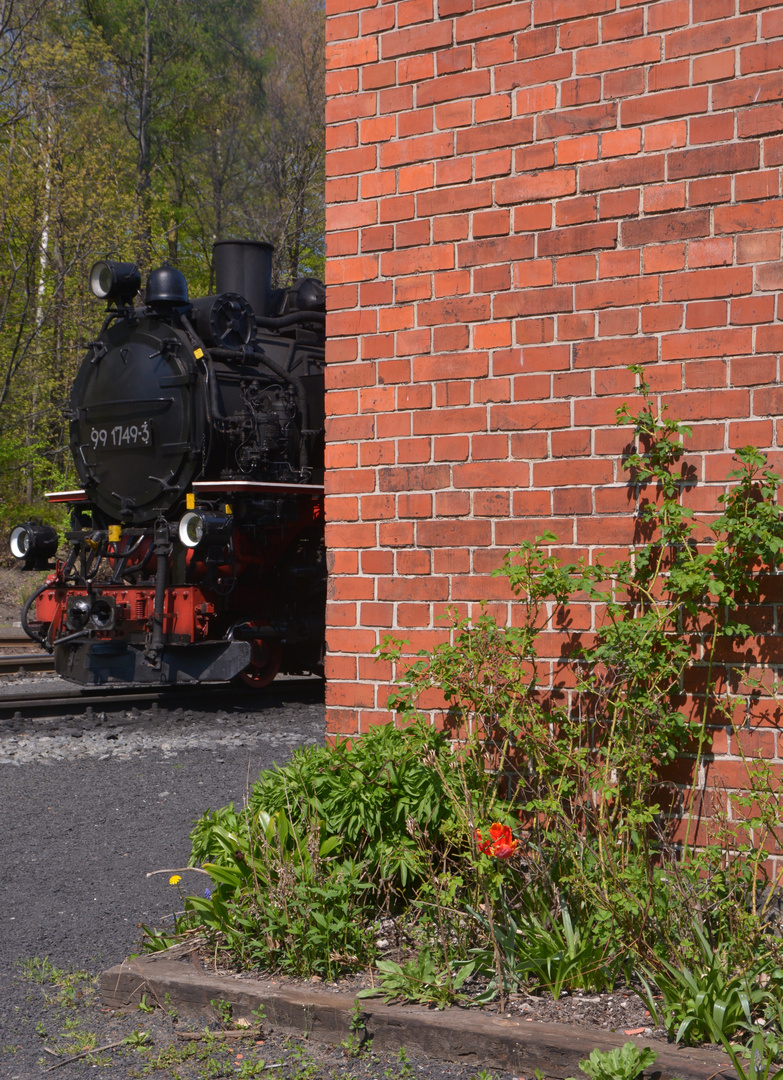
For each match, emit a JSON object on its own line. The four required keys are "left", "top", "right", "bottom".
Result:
{"left": 68, "top": 319, "right": 205, "bottom": 525}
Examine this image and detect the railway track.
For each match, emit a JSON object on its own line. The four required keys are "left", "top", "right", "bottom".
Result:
{"left": 0, "top": 673, "right": 321, "bottom": 720}
{"left": 0, "top": 632, "right": 56, "bottom": 675}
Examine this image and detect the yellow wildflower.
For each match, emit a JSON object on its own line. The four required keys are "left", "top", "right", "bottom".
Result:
{"left": 169, "top": 874, "right": 182, "bottom": 885}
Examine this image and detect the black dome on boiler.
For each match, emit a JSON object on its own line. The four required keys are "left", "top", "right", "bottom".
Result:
{"left": 145, "top": 265, "right": 189, "bottom": 308}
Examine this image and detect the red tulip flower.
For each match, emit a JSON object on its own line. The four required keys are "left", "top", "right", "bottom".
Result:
{"left": 475, "top": 822, "right": 518, "bottom": 859}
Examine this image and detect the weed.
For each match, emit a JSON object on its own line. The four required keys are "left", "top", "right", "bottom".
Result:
{"left": 721, "top": 1029, "right": 783, "bottom": 1080}
{"left": 137, "top": 993, "right": 155, "bottom": 1014}
{"left": 210, "top": 996, "right": 233, "bottom": 1028}
{"left": 567, "top": 1043, "right": 658, "bottom": 1080}
{"left": 123, "top": 1030, "right": 152, "bottom": 1048}
{"left": 340, "top": 1001, "right": 370, "bottom": 1058}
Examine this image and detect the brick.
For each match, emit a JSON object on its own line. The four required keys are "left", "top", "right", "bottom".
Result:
{"left": 602, "top": 8, "right": 644, "bottom": 41}
{"left": 649, "top": 59, "right": 690, "bottom": 92}
{"left": 598, "top": 249, "right": 640, "bottom": 278}
{"left": 580, "top": 155, "right": 665, "bottom": 192}
{"left": 474, "top": 34, "right": 515, "bottom": 69}
{"left": 495, "top": 170, "right": 576, "bottom": 203}
{"left": 646, "top": 120, "right": 688, "bottom": 151}
{"left": 326, "top": 36, "right": 378, "bottom": 70}
{"left": 738, "top": 103, "right": 783, "bottom": 139}
{"left": 555, "top": 196, "right": 598, "bottom": 226}
{"left": 689, "top": 112, "right": 735, "bottom": 145}
{"left": 661, "top": 389, "right": 750, "bottom": 422}
{"left": 735, "top": 170, "right": 780, "bottom": 201}
{"left": 622, "top": 209, "right": 710, "bottom": 247}
{"left": 666, "top": 16, "right": 756, "bottom": 59}
{"left": 455, "top": 3, "right": 531, "bottom": 42}
{"left": 730, "top": 355, "right": 777, "bottom": 387}
{"left": 576, "top": 35, "right": 660, "bottom": 74}
{"left": 741, "top": 40, "right": 783, "bottom": 76}
{"left": 535, "top": 0, "right": 613, "bottom": 22}
{"left": 573, "top": 336, "right": 657, "bottom": 369}
{"left": 556, "top": 255, "right": 596, "bottom": 283}
{"left": 597, "top": 303, "right": 639, "bottom": 336}
{"left": 648, "top": 1, "right": 689, "bottom": 32}
{"left": 692, "top": 50, "right": 736, "bottom": 84}
{"left": 381, "top": 21, "right": 453, "bottom": 60}
{"left": 537, "top": 221, "right": 617, "bottom": 257}
{"left": 398, "top": 108, "right": 435, "bottom": 137}
{"left": 662, "top": 267, "right": 753, "bottom": 301}
{"left": 379, "top": 131, "right": 453, "bottom": 167}
{"left": 715, "top": 200, "right": 783, "bottom": 234}
{"left": 560, "top": 17, "right": 599, "bottom": 49}
{"left": 513, "top": 260, "right": 553, "bottom": 287}
{"left": 643, "top": 183, "right": 686, "bottom": 214}
{"left": 490, "top": 401, "right": 571, "bottom": 430}
{"left": 604, "top": 68, "right": 645, "bottom": 100}
{"left": 494, "top": 286, "right": 573, "bottom": 317}
{"left": 416, "top": 520, "right": 492, "bottom": 547}
{"left": 495, "top": 51, "right": 573, "bottom": 92}
{"left": 642, "top": 305, "right": 683, "bottom": 332}
{"left": 575, "top": 276, "right": 658, "bottom": 310}
{"left": 599, "top": 190, "right": 640, "bottom": 218}
{"left": 475, "top": 148, "right": 513, "bottom": 178}
{"left": 602, "top": 129, "right": 642, "bottom": 157}
{"left": 756, "top": 262, "right": 783, "bottom": 290}
{"left": 685, "top": 301, "right": 728, "bottom": 329}
{"left": 362, "top": 61, "right": 396, "bottom": 90}
{"left": 537, "top": 103, "right": 617, "bottom": 139}
{"left": 668, "top": 142, "right": 760, "bottom": 180}
{"left": 714, "top": 72, "right": 783, "bottom": 110}
{"left": 561, "top": 77, "right": 601, "bottom": 107}
{"left": 662, "top": 329, "right": 753, "bottom": 360}
{"left": 689, "top": 238, "right": 733, "bottom": 268}
{"left": 515, "top": 143, "right": 556, "bottom": 172}
{"left": 418, "top": 70, "right": 490, "bottom": 106}
{"left": 456, "top": 117, "right": 534, "bottom": 154}
{"left": 622, "top": 87, "right": 709, "bottom": 125}
{"left": 458, "top": 235, "right": 535, "bottom": 268}
{"left": 557, "top": 134, "right": 599, "bottom": 165}
{"left": 689, "top": 175, "right": 732, "bottom": 205}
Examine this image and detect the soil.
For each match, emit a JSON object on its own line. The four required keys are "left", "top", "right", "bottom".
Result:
{"left": 0, "top": 563, "right": 29, "bottom": 627}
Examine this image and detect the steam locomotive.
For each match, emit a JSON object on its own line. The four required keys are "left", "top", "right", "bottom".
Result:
{"left": 10, "top": 240, "right": 326, "bottom": 687}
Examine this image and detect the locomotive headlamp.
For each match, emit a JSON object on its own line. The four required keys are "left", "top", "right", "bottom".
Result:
{"left": 9, "top": 522, "right": 58, "bottom": 570}
{"left": 178, "top": 511, "right": 232, "bottom": 549}
{"left": 89, "top": 260, "right": 141, "bottom": 303}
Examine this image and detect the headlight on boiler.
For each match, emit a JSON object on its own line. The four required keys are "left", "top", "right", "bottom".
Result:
{"left": 178, "top": 511, "right": 232, "bottom": 549}
{"left": 9, "top": 522, "right": 58, "bottom": 570}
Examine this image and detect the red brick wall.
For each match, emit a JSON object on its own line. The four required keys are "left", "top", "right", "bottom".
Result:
{"left": 322, "top": 0, "right": 783, "bottom": 799}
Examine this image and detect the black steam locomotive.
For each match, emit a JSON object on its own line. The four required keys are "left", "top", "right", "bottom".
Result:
{"left": 11, "top": 240, "right": 326, "bottom": 687}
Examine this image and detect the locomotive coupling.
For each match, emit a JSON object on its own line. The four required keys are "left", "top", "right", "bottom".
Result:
{"left": 9, "top": 521, "right": 58, "bottom": 571}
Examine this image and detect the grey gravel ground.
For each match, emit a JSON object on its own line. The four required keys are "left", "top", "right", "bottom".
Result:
{"left": 0, "top": 675, "right": 519, "bottom": 1080}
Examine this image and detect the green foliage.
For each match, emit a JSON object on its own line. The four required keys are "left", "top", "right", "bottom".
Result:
{"left": 358, "top": 949, "right": 473, "bottom": 1009}
{"left": 183, "top": 722, "right": 497, "bottom": 977}
{"left": 638, "top": 923, "right": 775, "bottom": 1046}
{"left": 171, "top": 380, "right": 783, "bottom": 1057}
{"left": 567, "top": 1042, "right": 658, "bottom": 1080}
{"left": 721, "top": 1029, "right": 783, "bottom": 1080}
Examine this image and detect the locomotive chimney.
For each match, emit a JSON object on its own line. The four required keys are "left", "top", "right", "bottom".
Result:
{"left": 213, "top": 240, "right": 274, "bottom": 319}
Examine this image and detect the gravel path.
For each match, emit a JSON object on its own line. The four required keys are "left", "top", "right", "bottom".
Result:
{"left": 0, "top": 676, "right": 520, "bottom": 1080}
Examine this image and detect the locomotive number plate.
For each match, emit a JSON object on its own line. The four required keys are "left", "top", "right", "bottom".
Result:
{"left": 90, "top": 422, "right": 152, "bottom": 449}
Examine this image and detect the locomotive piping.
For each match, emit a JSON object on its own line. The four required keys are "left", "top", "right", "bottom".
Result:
{"left": 208, "top": 345, "right": 310, "bottom": 468}
{"left": 22, "top": 582, "right": 54, "bottom": 651}
{"left": 253, "top": 311, "right": 325, "bottom": 329}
